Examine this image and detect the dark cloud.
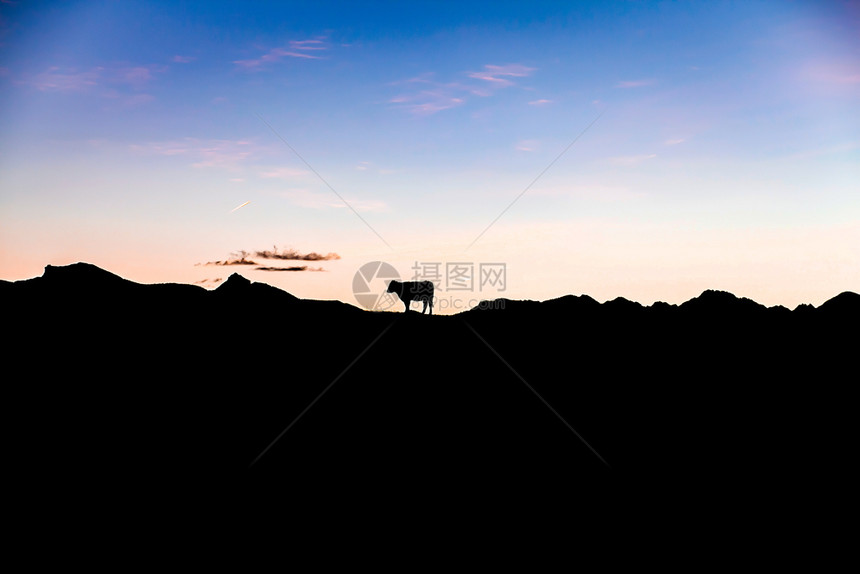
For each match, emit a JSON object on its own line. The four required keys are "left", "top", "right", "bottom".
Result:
{"left": 204, "top": 259, "right": 257, "bottom": 266}
{"left": 255, "top": 247, "right": 340, "bottom": 261}
{"left": 255, "top": 265, "right": 326, "bottom": 272}
{"left": 197, "top": 250, "right": 257, "bottom": 266}
{"left": 197, "top": 247, "right": 338, "bottom": 270}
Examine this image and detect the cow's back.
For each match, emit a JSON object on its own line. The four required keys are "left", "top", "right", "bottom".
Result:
{"left": 411, "top": 280, "right": 433, "bottom": 300}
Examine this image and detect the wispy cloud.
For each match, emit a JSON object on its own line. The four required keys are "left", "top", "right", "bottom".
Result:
{"left": 20, "top": 64, "right": 164, "bottom": 92}
{"left": 130, "top": 138, "right": 260, "bottom": 170}
{"left": 191, "top": 141, "right": 254, "bottom": 169}
{"left": 615, "top": 79, "right": 656, "bottom": 88}
{"left": 528, "top": 99, "right": 553, "bottom": 106}
{"left": 173, "top": 55, "right": 196, "bottom": 64}
{"left": 355, "top": 161, "right": 395, "bottom": 174}
{"left": 389, "top": 90, "right": 465, "bottom": 115}
{"left": 234, "top": 38, "right": 329, "bottom": 69}
{"left": 258, "top": 166, "right": 308, "bottom": 179}
{"left": 799, "top": 60, "right": 860, "bottom": 89}
{"left": 388, "top": 74, "right": 467, "bottom": 114}
{"left": 118, "top": 66, "right": 156, "bottom": 88}
{"left": 290, "top": 39, "right": 327, "bottom": 51}
{"left": 16, "top": 63, "right": 164, "bottom": 106}
{"left": 664, "top": 138, "right": 685, "bottom": 146}
{"left": 516, "top": 139, "right": 540, "bottom": 152}
{"left": 468, "top": 63, "right": 535, "bottom": 86}
{"left": 389, "top": 63, "right": 536, "bottom": 115}
{"left": 21, "top": 66, "right": 102, "bottom": 92}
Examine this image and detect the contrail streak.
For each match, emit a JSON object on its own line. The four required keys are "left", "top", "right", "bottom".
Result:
{"left": 230, "top": 201, "right": 251, "bottom": 212}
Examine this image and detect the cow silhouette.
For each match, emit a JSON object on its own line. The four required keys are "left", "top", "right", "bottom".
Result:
{"left": 386, "top": 280, "right": 434, "bottom": 314}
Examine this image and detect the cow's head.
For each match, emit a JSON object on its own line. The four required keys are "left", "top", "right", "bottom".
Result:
{"left": 385, "top": 280, "right": 398, "bottom": 293}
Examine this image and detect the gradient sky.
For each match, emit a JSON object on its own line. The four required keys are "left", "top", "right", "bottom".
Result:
{"left": 1, "top": 0, "right": 858, "bottom": 311}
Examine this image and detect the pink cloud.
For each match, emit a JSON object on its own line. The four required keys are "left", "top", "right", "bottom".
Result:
{"left": 258, "top": 167, "right": 308, "bottom": 179}
{"left": 615, "top": 79, "right": 656, "bottom": 88}
{"left": 390, "top": 94, "right": 465, "bottom": 115}
{"left": 468, "top": 63, "right": 535, "bottom": 86}
{"left": 234, "top": 39, "right": 328, "bottom": 69}
{"left": 289, "top": 39, "right": 327, "bottom": 50}
{"left": 389, "top": 63, "right": 535, "bottom": 115}
{"left": 801, "top": 61, "right": 860, "bottom": 85}
{"left": 22, "top": 66, "right": 102, "bottom": 92}
{"left": 120, "top": 66, "right": 153, "bottom": 87}
{"left": 19, "top": 64, "right": 162, "bottom": 94}
{"left": 192, "top": 141, "right": 254, "bottom": 168}
{"left": 130, "top": 138, "right": 261, "bottom": 171}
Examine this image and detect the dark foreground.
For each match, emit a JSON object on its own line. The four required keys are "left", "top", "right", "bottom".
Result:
{"left": 3, "top": 263, "right": 857, "bottom": 504}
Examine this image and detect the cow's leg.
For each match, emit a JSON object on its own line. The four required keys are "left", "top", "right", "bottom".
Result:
{"left": 421, "top": 299, "right": 428, "bottom": 314}
{"left": 404, "top": 299, "right": 410, "bottom": 313}
{"left": 427, "top": 298, "right": 433, "bottom": 315}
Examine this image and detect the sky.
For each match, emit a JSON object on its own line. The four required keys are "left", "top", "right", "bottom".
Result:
{"left": 1, "top": 0, "right": 858, "bottom": 312}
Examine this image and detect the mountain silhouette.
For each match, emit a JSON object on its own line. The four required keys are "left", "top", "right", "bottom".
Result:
{"left": 816, "top": 290, "right": 860, "bottom": 315}
{"left": 3, "top": 262, "right": 856, "bottom": 503}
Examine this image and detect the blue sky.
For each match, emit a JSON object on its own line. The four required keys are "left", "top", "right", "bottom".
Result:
{"left": 1, "top": 1, "right": 858, "bottom": 310}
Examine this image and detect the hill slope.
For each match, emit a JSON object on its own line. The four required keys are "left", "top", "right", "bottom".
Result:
{"left": 3, "top": 263, "right": 856, "bottom": 500}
